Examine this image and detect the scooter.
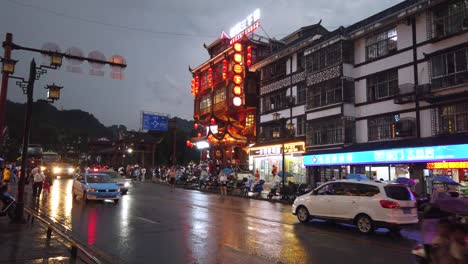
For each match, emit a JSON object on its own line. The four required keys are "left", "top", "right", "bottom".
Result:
{"left": 0, "top": 187, "right": 16, "bottom": 219}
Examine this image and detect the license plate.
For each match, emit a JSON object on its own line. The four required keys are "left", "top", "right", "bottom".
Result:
{"left": 403, "top": 208, "right": 412, "bottom": 214}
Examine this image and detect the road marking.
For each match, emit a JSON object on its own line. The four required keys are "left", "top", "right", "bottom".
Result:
{"left": 135, "top": 216, "right": 160, "bottom": 224}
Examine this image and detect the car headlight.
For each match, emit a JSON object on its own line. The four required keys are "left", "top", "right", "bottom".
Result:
{"left": 53, "top": 167, "right": 62, "bottom": 174}
{"left": 40, "top": 166, "right": 46, "bottom": 171}
{"left": 124, "top": 182, "right": 130, "bottom": 187}
{"left": 68, "top": 168, "right": 75, "bottom": 174}
{"left": 87, "top": 188, "right": 97, "bottom": 192}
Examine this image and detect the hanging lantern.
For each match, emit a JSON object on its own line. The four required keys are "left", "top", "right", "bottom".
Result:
{"left": 233, "top": 64, "right": 243, "bottom": 74}
{"left": 195, "top": 76, "right": 200, "bottom": 94}
{"left": 233, "top": 53, "right": 243, "bottom": 63}
{"left": 210, "top": 117, "right": 215, "bottom": 125}
{"left": 208, "top": 68, "right": 213, "bottom": 86}
{"left": 233, "top": 96, "right": 242, "bottom": 106}
{"left": 246, "top": 45, "right": 252, "bottom": 67}
{"left": 233, "top": 42, "right": 243, "bottom": 52}
{"left": 232, "top": 75, "right": 243, "bottom": 85}
{"left": 232, "top": 85, "right": 243, "bottom": 96}
{"left": 194, "top": 123, "right": 199, "bottom": 130}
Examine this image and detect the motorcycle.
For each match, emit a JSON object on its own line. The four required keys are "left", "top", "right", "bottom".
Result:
{"left": 267, "top": 182, "right": 280, "bottom": 199}
{"left": 0, "top": 186, "right": 16, "bottom": 219}
{"left": 252, "top": 180, "right": 265, "bottom": 198}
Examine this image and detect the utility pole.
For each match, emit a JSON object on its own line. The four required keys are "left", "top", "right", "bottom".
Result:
{"left": 0, "top": 33, "right": 13, "bottom": 149}
{"left": 14, "top": 59, "right": 36, "bottom": 223}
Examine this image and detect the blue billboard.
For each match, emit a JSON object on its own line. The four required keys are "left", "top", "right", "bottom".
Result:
{"left": 304, "top": 144, "right": 468, "bottom": 166}
{"left": 142, "top": 113, "right": 168, "bottom": 131}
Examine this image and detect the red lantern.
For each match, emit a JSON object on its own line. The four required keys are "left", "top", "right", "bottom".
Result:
{"left": 232, "top": 85, "right": 243, "bottom": 96}
{"left": 246, "top": 46, "right": 252, "bottom": 67}
{"left": 194, "top": 123, "right": 199, "bottom": 130}
{"left": 186, "top": 140, "right": 190, "bottom": 146}
{"left": 210, "top": 117, "right": 215, "bottom": 125}
{"left": 197, "top": 133, "right": 201, "bottom": 138}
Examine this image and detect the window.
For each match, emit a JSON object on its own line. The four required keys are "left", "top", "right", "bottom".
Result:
{"left": 433, "top": 0, "right": 468, "bottom": 38}
{"left": 333, "top": 183, "right": 379, "bottom": 196}
{"left": 297, "top": 52, "right": 305, "bottom": 71}
{"left": 272, "top": 127, "right": 281, "bottom": 138}
{"left": 305, "top": 42, "right": 342, "bottom": 74}
{"left": 365, "top": 28, "right": 397, "bottom": 60}
{"left": 199, "top": 94, "right": 211, "bottom": 112}
{"left": 431, "top": 47, "right": 468, "bottom": 89}
{"left": 438, "top": 102, "right": 468, "bottom": 134}
{"left": 367, "top": 69, "right": 398, "bottom": 101}
{"left": 261, "top": 90, "right": 287, "bottom": 113}
{"left": 259, "top": 125, "right": 283, "bottom": 141}
{"left": 214, "top": 89, "right": 226, "bottom": 104}
{"left": 261, "top": 61, "right": 286, "bottom": 82}
{"left": 246, "top": 114, "right": 254, "bottom": 127}
{"left": 306, "top": 78, "right": 342, "bottom": 109}
{"left": 316, "top": 183, "right": 335, "bottom": 195}
{"left": 296, "top": 82, "right": 306, "bottom": 105}
{"left": 297, "top": 115, "right": 306, "bottom": 136}
{"left": 368, "top": 114, "right": 400, "bottom": 141}
{"left": 307, "top": 117, "right": 354, "bottom": 146}
{"left": 384, "top": 186, "right": 413, "bottom": 201}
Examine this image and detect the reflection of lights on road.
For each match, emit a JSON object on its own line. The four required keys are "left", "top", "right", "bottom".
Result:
{"left": 120, "top": 195, "right": 131, "bottom": 237}
{"left": 64, "top": 180, "right": 73, "bottom": 217}
{"left": 87, "top": 208, "right": 97, "bottom": 245}
{"left": 50, "top": 180, "right": 60, "bottom": 218}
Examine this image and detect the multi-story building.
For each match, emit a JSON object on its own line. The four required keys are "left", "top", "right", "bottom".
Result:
{"left": 249, "top": 23, "right": 330, "bottom": 183}
{"left": 301, "top": 0, "right": 468, "bottom": 187}
{"left": 190, "top": 31, "right": 271, "bottom": 168}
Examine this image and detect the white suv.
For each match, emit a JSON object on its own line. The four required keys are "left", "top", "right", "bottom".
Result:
{"left": 292, "top": 180, "right": 418, "bottom": 234}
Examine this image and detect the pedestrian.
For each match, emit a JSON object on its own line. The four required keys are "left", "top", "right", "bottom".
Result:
{"left": 255, "top": 169, "right": 260, "bottom": 180}
{"left": 168, "top": 166, "right": 176, "bottom": 191}
{"left": 141, "top": 167, "right": 146, "bottom": 182}
{"left": 31, "top": 166, "right": 44, "bottom": 197}
{"left": 2, "top": 166, "right": 11, "bottom": 188}
{"left": 220, "top": 172, "right": 228, "bottom": 196}
{"left": 270, "top": 165, "right": 278, "bottom": 183}
{"left": 42, "top": 173, "right": 52, "bottom": 198}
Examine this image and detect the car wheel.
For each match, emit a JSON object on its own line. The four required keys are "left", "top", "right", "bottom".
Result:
{"left": 114, "top": 199, "right": 119, "bottom": 205}
{"left": 296, "top": 206, "right": 310, "bottom": 223}
{"left": 122, "top": 190, "right": 128, "bottom": 195}
{"left": 355, "top": 214, "right": 374, "bottom": 234}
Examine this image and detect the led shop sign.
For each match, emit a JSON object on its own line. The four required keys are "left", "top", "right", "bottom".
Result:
{"left": 229, "top": 8, "right": 261, "bottom": 45}
{"left": 303, "top": 144, "right": 468, "bottom": 166}
{"left": 427, "top": 162, "right": 468, "bottom": 169}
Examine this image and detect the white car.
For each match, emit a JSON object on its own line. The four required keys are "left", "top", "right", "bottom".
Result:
{"left": 292, "top": 180, "right": 418, "bottom": 234}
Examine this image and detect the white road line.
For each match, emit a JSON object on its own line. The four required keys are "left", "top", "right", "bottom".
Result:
{"left": 135, "top": 216, "right": 160, "bottom": 224}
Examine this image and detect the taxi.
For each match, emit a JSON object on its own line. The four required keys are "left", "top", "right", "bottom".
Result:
{"left": 72, "top": 173, "right": 120, "bottom": 204}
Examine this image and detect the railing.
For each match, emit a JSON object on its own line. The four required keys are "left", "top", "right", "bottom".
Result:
{"left": 24, "top": 207, "right": 117, "bottom": 264}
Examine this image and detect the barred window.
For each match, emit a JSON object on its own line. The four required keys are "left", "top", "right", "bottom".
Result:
{"left": 367, "top": 69, "right": 398, "bottom": 101}
{"left": 438, "top": 103, "right": 468, "bottom": 134}
{"left": 261, "top": 90, "right": 287, "bottom": 113}
{"left": 431, "top": 47, "right": 468, "bottom": 89}
{"left": 246, "top": 114, "right": 255, "bottom": 127}
{"left": 306, "top": 78, "right": 342, "bottom": 110}
{"left": 305, "top": 42, "right": 342, "bottom": 74}
{"left": 307, "top": 117, "right": 354, "bottom": 146}
{"left": 368, "top": 115, "right": 399, "bottom": 141}
{"left": 366, "top": 28, "right": 397, "bottom": 60}
{"left": 297, "top": 115, "right": 306, "bottom": 136}
{"left": 199, "top": 94, "right": 211, "bottom": 114}
{"left": 434, "top": 0, "right": 468, "bottom": 38}
{"left": 296, "top": 82, "right": 306, "bottom": 105}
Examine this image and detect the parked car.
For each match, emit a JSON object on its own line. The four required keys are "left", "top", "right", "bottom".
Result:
{"left": 292, "top": 180, "right": 418, "bottom": 234}
{"left": 72, "top": 173, "right": 120, "bottom": 204}
{"left": 100, "top": 170, "right": 131, "bottom": 194}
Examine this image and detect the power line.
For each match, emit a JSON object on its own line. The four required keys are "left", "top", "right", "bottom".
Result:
{"left": 6, "top": 0, "right": 219, "bottom": 38}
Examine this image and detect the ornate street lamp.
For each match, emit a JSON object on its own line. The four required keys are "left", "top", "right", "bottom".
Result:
{"left": 1, "top": 58, "right": 17, "bottom": 74}
{"left": 49, "top": 52, "right": 63, "bottom": 68}
{"left": 46, "top": 83, "right": 63, "bottom": 102}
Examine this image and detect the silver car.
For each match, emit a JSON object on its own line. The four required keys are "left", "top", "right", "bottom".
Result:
{"left": 101, "top": 170, "right": 132, "bottom": 195}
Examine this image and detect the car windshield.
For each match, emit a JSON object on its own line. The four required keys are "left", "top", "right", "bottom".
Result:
{"left": 384, "top": 185, "right": 414, "bottom": 201}
{"left": 86, "top": 174, "right": 113, "bottom": 183}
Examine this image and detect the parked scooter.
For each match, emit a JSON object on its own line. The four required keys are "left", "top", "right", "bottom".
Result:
{"left": 0, "top": 185, "right": 16, "bottom": 219}
{"left": 267, "top": 182, "right": 280, "bottom": 199}
{"left": 252, "top": 180, "right": 265, "bottom": 198}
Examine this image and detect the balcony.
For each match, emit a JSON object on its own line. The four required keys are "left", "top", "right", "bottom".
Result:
{"left": 394, "top": 83, "right": 415, "bottom": 104}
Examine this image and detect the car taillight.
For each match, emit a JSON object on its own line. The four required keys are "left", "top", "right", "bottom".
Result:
{"left": 380, "top": 200, "right": 400, "bottom": 209}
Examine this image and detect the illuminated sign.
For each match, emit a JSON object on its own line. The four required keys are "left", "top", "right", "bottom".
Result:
{"left": 304, "top": 144, "right": 468, "bottom": 166}
{"left": 427, "top": 162, "right": 468, "bottom": 169}
{"left": 229, "top": 9, "right": 260, "bottom": 38}
{"left": 196, "top": 141, "right": 210, "bottom": 150}
{"left": 250, "top": 142, "right": 305, "bottom": 157}
{"left": 229, "top": 22, "right": 260, "bottom": 45}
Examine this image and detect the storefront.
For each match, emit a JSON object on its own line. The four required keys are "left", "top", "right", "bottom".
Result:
{"left": 249, "top": 141, "right": 306, "bottom": 183}
{"left": 304, "top": 143, "right": 468, "bottom": 187}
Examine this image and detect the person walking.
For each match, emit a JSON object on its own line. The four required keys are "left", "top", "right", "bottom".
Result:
{"left": 2, "top": 166, "right": 11, "bottom": 188}
{"left": 32, "top": 166, "right": 45, "bottom": 197}
{"left": 220, "top": 173, "right": 228, "bottom": 196}
{"left": 141, "top": 167, "right": 146, "bottom": 182}
{"left": 168, "top": 166, "right": 176, "bottom": 191}
{"left": 42, "top": 173, "right": 52, "bottom": 198}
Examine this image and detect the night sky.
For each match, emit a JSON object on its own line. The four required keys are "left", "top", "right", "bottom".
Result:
{"left": 1, "top": 0, "right": 403, "bottom": 129}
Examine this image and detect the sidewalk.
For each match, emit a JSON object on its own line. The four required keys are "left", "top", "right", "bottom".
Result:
{"left": 0, "top": 216, "right": 72, "bottom": 263}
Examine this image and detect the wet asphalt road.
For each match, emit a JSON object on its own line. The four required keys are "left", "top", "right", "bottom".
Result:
{"left": 26, "top": 179, "right": 421, "bottom": 264}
